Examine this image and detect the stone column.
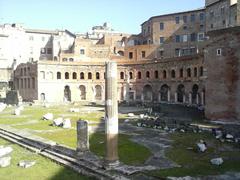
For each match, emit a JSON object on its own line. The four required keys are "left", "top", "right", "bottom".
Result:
{"left": 201, "top": 91, "right": 204, "bottom": 105}
{"left": 175, "top": 92, "right": 178, "bottom": 103}
{"left": 196, "top": 94, "right": 199, "bottom": 105}
{"left": 167, "top": 90, "right": 170, "bottom": 102}
{"left": 189, "top": 93, "right": 192, "bottom": 104}
{"left": 104, "top": 62, "right": 119, "bottom": 168}
{"left": 76, "top": 120, "right": 89, "bottom": 154}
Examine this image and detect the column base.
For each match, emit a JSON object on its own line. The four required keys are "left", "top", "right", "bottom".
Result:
{"left": 103, "top": 160, "right": 120, "bottom": 170}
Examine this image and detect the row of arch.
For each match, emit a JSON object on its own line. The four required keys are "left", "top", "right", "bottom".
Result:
{"left": 120, "top": 66, "right": 203, "bottom": 80}
{"left": 142, "top": 84, "right": 205, "bottom": 105}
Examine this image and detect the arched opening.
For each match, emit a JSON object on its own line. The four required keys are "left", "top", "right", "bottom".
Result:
{"left": 137, "top": 71, "right": 142, "bottom": 79}
{"left": 187, "top": 68, "right": 191, "bottom": 77}
{"left": 40, "top": 93, "right": 45, "bottom": 101}
{"left": 171, "top": 70, "right": 176, "bottom": 78}
{"left": 54, "top": 56, "right": 58, "bottom": 61}
{"left": 154, "top": 70, "right": 159, "bottom": 79}
{"left": 177, "top": 84, "right": 185, "bottom": 103}
{"left": 143, "top": 85, "right": 153, "bottom": 102}
{"left": 79, "top": 85, "right": 86, "bottom": 100}
{"left": 65, "top": 72, "right": 69, "bottom": 79}
{"left": 95, "top": 85, "right": 102, "bottom": 100}
{"left": 129, "top": 72, "right": 133, "bottom": 79}
{"left": 96, "top": 72, "right": 100, "bottom": 80}
{"left": 64, "top": 85, "right": 71, "bottom": 102}
{"left": 72, "top": 72, "right": 77, "bottom": 79}
{"left": 88, "top": 72, "right": 92, "bottom": 79}
{"left": 160, "top": 84, "right": 170, "bottom": 102}
{"left": 192, "top": 84, "right": 199, "bottom": 104}
{"left": 179, "top": 68, "right": 183, "bottom": 78}
{"left": 146, "top": 71, "right": 150, "bottom": 78}
{"left": 120, "top": 72, "right": 124, "bottom": 79}
{"left": 194, "top": 67, "right": 198, "bottom": 77}
{"left": 118, "top": 51, "right": 124, "bottom": 56}
{"left": 80, "top": 72, "right": 84, "bottom": 79}
{"left": 57, "top": 72, "right": 61, "bottom": 79}
{"left": 163, "top": 70, "right": 167, "bottom": 79}
{"left": 200, "top": 66, "right": 203, "bottom": 76}
{"left": 69, "top": 58, "right": 74, "bottom": 62}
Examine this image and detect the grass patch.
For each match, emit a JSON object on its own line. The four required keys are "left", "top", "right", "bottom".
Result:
{"left": 37, "top": 130, "right": 152, "bottom": 165}
{"left": 148, "top": 132, "right": 240, "bottom": 178}
{"left": 0, "top": 138, "right": 91, "bottom": 180}
{"left": 90, "top": 133, "right": 152, "bottom": 165}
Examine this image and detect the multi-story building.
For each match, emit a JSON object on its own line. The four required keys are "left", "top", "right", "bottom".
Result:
{"left": 5, "top": 0, "right": 240, "bottom": 122}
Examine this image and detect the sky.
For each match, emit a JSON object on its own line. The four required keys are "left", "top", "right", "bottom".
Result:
{"left": 0, "top": 0, "right": 205, "bottom": 34}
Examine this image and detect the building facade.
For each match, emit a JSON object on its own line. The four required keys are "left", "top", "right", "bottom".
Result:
{"left": 3, "top": 0, "right": 240, "bottom": 122}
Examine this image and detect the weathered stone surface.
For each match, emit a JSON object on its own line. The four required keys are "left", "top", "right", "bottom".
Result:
{"left": 0, "top": 103, "right": 7, "bottom": 112}
{"left": 0, "top": 156, "right": 11, "bottom": 168}
{"left": 18, "top": 160, "right": 36, "bottom": 168}
{"left": 0, "top": 146, "right": 13, "bottom": 157}
{"left": 53, "top": 117, "right": 64, "bottom": 126}
{"left": 211, "top": 157, "right": 223, "bottom": 165}
{"left": 197, "top": 143, "right": 207, "bottom": 152}
{"left": 63, "top": 118, "right": 71, "bottom": 128}
{"left": 43, "top": 113, "right": 53, "bottom": 120}
{"left": 77, "top": 120, "right": 89, "bottom": 152}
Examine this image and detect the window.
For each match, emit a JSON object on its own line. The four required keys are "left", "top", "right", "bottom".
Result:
{"left": 187, "top": 68, "right": 191, "bottom": 77}
{"left": 146, "top": 71, "right": 150, "bottom": 78}
{"left": 210, "top": 11, "right": 214, "bottom": 18}
{"left": 62, "top": 58, "right": 67, "bottom": 62}
{"left": 41, "top": 48, "right": 46, "bottom": 54}
{"left": 163, "top": 70, "right": 167, "bottom": 79}
{"left": 129, "top": 72, "right": 133, "bottom": 79}
{"left": 171, "top": 70, "right": 176, "bottom": 78}
{"left": 129, "top": 52, "right": 133, "bottom": 59}
{"left": 32, "top": 78, "right": 35, "bottom": 89}
{"left": 88, "top": 72, "right": 92, "bottom": 79}
{"left": 72, "top": 72, "right": 77, "bottom": 79}
{"left": 47, "top": 48, "right": 52, "bottom": 54}
{"left": 175, "top": 35, "right": 180, "bottom": 42}
{"left": 191, "top": 14, "right": 195, "bottom": 22}
{"left": 175, "top": 16, "right": 180, "bottom": 24}
{"left": 217, "top": 48, "right": 222, "bottom": 56}
{"left": 40, "top": 71, "right": 45, "bottom": 79}
{"left": 198, "top": 33, "right": 205, "bottom": 41}
{"left": 28, "top": 78, "right": 30, "bottom": 88}
{"left": 57, "top": 72, "right": 61, "bottom": 79}
{"left": 96, "top": 72, "right": 100, "bottom": 80}
{"left": 194, "top": 67, "right": 197, "bottom": 77}
{"left": 141, "top": 51, "right": 146, "bottom": 58}
{"left": 221, "top": 7, "right": 225, "bottom": 14}
{"left": 200, "top": 13, "right": 205, "bottom": 21}
{"left": 200, "top": 24, "right": 204, "bottom": 31}
{"left": 183, "top": 15, "right": 187, "bottom": 23}
{"left": 80, "top": 49, "right": 85, "bottom": 55}
{"left": 200, "top": 67, "right": 204, "bottom": 76}
{"left": 147, "top": 26, "right": 150, "bottom": 33}
{"left": 154, "top": 71, "right": 159, "bottom": 79}
{"left": 29, "top": 36, "right": 34, "bottom": 41}
{"left": 137, "top": 72, "right": 142, "bottom": 79}
{"left": 69, "top": 58, "right": 74, "bottom": 62}
{"left": 183, "top": 26, "right": 187, "bottom": 30}
{"left": 182, "top": 35, "right": 188, "bottom": 42}
{"left": 160, "top": 37, "right": 164, "bottom": 44}
{"left": 190, "top": 47, "right": 196, "bottom": 55}
{"left": 222, "top": 20, "right": 226, "bottom": 26}
{"left": 179, "top": 68, "right": 183, "bottom": 78}
{"left": 190, "top": 33, "right": 196, "bottom": 42}
{"left": 65, "top": 72, "right": 69, "bottom": 79}
{"left": 175, "top": 48, "right": 180, "bottom": 57}
{"left": 80, "top": 72, "right": 84, "bottom": 79}
{"left": 211, "top": 24, "right": 214, "bottom": 29}
{"left": 160, "top": 22, "right": 164, "bottom": 30}
{"left": 120, "top": 72, "right": 124, "bottom": 79}
{"left": 159, "top": 50, "right": 164, "bottom": 57}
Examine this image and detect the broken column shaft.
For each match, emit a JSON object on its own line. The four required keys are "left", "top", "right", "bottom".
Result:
{"left": 104, "top": 62, "right": 119, "bottom": 167}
